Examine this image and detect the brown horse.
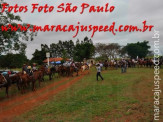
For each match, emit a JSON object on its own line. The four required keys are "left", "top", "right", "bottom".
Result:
{"left": 66, "top": 66, "right": 75, "bottom": 77}
{"left": 0, "top": 74, "right": 11, "bottom": 97}
{"left": 57, "top": 65, "right": 67, "bottom": 77}
{"left": 137, "top": 59, "right": 146, "bottom": 68}
{"left": 18, "top": 74, "right": 34, "bottom": 93}
{"left": 32, "top": 70, "right": 44, "bottom": 88}
{"left": 39, "top": 66, "right": 52, "bottom": 80}
{"left": 9, "top": 73, "right": 22, "bottom": 91}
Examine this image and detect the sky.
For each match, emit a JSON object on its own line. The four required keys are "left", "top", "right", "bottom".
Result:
{"left": 3, "top": 0, "right": 163, "bottom": 59}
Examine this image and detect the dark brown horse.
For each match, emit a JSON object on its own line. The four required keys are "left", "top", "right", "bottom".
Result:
{"left": 57, "top": 65, "right": 67, "bottom": 77}
{"left": 0, "top": 74, "right": 11, "bottom": 97}
{"left": 32, "top": 70, "right": 44, "bottom": 88}
{"left": 39, "top": 66, "right": 52, "bottom": 80}
{"left": 9, "top": 73, "right": 22, "bottom": 91}
{"left": 18, "top": 73, "right": 34, "bottom": 93}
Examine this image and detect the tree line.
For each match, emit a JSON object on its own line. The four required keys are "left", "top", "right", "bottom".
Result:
{"left": 0, "top": 36, "right": 152, "bottom": 68}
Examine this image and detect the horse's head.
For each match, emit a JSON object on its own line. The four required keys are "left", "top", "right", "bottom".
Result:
{"left": 0, "top": 74, "right": 7, "bottom": 84}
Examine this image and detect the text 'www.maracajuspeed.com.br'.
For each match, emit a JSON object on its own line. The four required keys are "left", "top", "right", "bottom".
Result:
{"left": 1, "top": 21, "right": 154, "bottom": 38}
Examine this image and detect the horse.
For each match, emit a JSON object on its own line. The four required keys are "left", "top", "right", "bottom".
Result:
{"left": 103, "top": 61, "right": 109, "bottom": 70}
{"left": 81, "top": 63, "right": 90, "bottom": 74}
{"left": 9, "top": 73, "right": 22, "bottom": 91}
{"left": 18, "top": 73, "right": 35, "bottom": 94}
{"left": 57, "top": 65, "right": 67, "bottom": 77}
{"left": 67, "top": 66, "right": 79, "bottom": 77}
{"left": 0, "top": 74, "right": 11, "bottom": 97}
{"left": 39, "top": 66, "right": 52, "bottom": 80}
{"left": 108, "top": 60, "right": 116, "bottom": 69}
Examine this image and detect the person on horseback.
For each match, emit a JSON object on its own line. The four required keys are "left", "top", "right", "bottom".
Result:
{"left": 96, "top": 64, "right": 104, "bottom": 81}
{"left": 22, "top": 64, "right": 28, "bottom": 74}
{"left": 32, "top": 63, "right": 37, "bottom": 72}
{"left": 27, "top": 65, "right": 33, "bottom": 76}
{"left": 71, "top": 61, "right": 78, "bottom": 72}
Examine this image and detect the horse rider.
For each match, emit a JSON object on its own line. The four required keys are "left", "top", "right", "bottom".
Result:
{"left": 27, "top": 65, "right": 33, "bottom": 76}
{"left": 32, "top": 63, "right": 37, "bottom": 72}
{"left": 71, "top": 61, "right": 78, "bottom": 71}
{"left": 22, "top": 64, "right": 28, "bottom": 74}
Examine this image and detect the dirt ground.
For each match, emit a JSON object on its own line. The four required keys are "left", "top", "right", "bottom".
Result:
{"left": 0, "top": 72, "right": 87, "bottom": 122}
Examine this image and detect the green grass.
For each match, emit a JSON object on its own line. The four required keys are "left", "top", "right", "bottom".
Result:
{"left": 3, "top": 68, "right": 163, "bottom": 121}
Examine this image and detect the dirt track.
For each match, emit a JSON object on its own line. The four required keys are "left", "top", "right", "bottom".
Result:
{"left": 0, "top": 72, "right": 86, "bottom": 122}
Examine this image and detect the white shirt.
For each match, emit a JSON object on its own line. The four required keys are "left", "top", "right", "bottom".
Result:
{"left": 96, "top": 66, "right": 101, "bottom": 72}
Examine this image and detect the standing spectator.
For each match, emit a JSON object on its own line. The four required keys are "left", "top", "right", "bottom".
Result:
{"left": 120, "top": 59, "right": 125, "bottom": 73}
{"left": 99, "top": 61, "right": 103, "bottom": 71}
{"left": 96, "top": 64, "right": 104, "bottom": 81}
{"left": 124, "top": 59, "right": 127, "bottom": 73}
{"left": 115, "top": 60, "right": 118, "bottom": 70}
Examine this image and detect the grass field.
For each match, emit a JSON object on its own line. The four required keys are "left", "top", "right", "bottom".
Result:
{"left": 1, "top": 67, "right": 163, "bottom": 122}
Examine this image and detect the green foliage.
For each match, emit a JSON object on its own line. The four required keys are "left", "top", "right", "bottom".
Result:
{"left": 0, "top": 53, "right": 28, "bottom": 68}
{"left": 32, "top": 37, "right": 95, "bottom": 62}
{"left": 123, "top": 41, "right": 151, "bottom": 58}
{"left": 50, "top": 40, "right": 74, "bottom": 58}
{"left": 62, "top": 49, "right": 68, "bottom": 61}
{"left": 95, "top": 54, "right": 108, "bottom": 61}
{"left": 73, "top": 37, "right": 95, "bottom": 61}
{"left": 31, "top": 49, "right": 47, "bottom": 65}
{"left": 0, "top": 1, "right": 37, "bottom": 54}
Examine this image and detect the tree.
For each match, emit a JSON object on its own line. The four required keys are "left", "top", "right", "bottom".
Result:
{"left": 95, "top": 43, "right": 121, "bottom": 59}
{"left": 123, "top": 41, "right": 151, "bottom": 58}
{"left": 31, "top": 49, "right": 47, "bottom": 65}
{"left": 73, "top": 37, "right": 95, "bottom": 62}
{"left": 50, "top": 40, "right": 74, "bottom": 58}
{"left": 0, "top": 0, "right": 36, "bottom": 55}
{"left": 0, "top": 53, "right": 28, "bottom": 68}
{"left": 95, "top": 43, "right": 107, "bottom": 56}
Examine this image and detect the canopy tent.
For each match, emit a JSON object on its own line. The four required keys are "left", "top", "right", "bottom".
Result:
{"left": 43, "top": 57, "right": 70, "bottom": 63}
{"left": 50, "top": 61, "right": 61, "bottom": 64}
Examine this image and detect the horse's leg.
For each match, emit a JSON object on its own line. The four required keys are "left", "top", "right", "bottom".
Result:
{"left": 6, "top": 86, "right": 9, "bottom": 98}
{"left": 17, "top": 81, "right": 20, "bottom": 91}
{"left": 76, "top": 71, "right": 78, "bottom": 76}
{"left": 39, "top": 78, "right": 41, "bottom": 87}
{"left": 32, "top": 80, "right": 36, "bottom": 91}
{"left": 49, "top": 74, "right": 52, "bottom": 80}
{"left": 42, "top": 74, "right": 44, "bottom": 81}
{"left": 27, "top": 81, "right": 30, "bottom": 88}
{"left": 22, "top": 84, "right": 25, "bottom": 94}
{"left": 19, "top": 83, "right": 23, "bottom": 94}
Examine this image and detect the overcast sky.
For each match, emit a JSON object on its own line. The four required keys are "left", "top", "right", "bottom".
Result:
{"left": 4, "top": 0, "right": 163, "bottom": 59}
